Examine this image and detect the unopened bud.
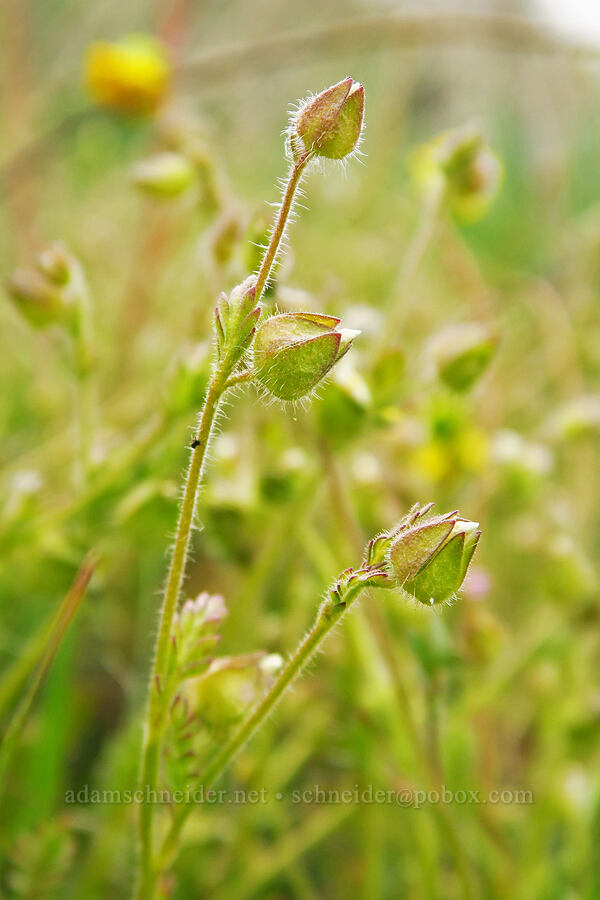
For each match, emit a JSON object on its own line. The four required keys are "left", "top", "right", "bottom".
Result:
{"left": 171, "top": 592, "right": 228, "bottom": 676}
{"left": 6, "top": 269, "right": 68, "bottom": 328}
{"left": 209, "top": 211, "right": 243, "bottom": 268}
{"left": 84, "top": 35, "right": 171, "bottom": 116}
{"left": 388, "top": 505, "right": 480, "bottom": 605}
{"left": 131, "top": 152, "right": 195, "bottom": 197}
{"left": 411, "top": 124, "right": 502, "bottom": 222}
{"left": 5, "top": 244, "right": 87, "bottom": 332}
{"left": 214, "top": 277, "right": 261, "bottom": 367}
{"left": 430, "top": 322, "right": 497, "bottom": 392}
{"left": 290, "top": 77, "right": 365, "bottom": 162}
{"left": 253, "top": 312, "right": 359, "bottom": 401}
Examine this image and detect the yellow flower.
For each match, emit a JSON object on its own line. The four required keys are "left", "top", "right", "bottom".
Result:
{"left": 84, "top": 35, "right": 170, "bottom": 116}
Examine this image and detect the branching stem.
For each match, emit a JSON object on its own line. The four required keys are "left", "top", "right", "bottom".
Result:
{"left": 154, "top": 576, "right": 372, "bottom": 880}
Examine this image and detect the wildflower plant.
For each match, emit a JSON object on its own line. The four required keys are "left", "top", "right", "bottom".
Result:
{"left": 136, "top": 77, "right": 365, "bottom": 898}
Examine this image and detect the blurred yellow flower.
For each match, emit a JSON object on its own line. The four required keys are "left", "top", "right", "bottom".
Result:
{"left": 84, "top": 35, "right": 171, "bottom": 115}
{"left": 413, "top": 427, "right": 488, "bottom": 483}
{"left": 456, "top": 426, "right": 489, "bottom": 472}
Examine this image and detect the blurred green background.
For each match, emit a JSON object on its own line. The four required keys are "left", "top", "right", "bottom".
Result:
{"left": 1, "top": 1, "right": 599, "bottom": 897}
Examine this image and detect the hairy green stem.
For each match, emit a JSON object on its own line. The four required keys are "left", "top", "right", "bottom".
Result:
{"left": 136, "top": 368, "right": 228, "bottom": 899}
{"left": 154, "top": 579, "right": 366, "bottom": 879}
{"left": 254, "top": 153, "right": 311, "bottom": 299}
{"left": 137, "top": 137, "right": 313, "bottom": 900}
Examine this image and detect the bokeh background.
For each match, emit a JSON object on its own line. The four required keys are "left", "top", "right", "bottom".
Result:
{"left": 1, "top": 1, "right": 599, "bottom": 897}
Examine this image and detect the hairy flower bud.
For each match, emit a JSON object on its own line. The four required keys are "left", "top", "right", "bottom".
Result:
{"left": 214, "top": 277, "right": 261, "bottom": 368}
{"left": 290, "top": 77, "right": 365, "bottom": 161}
{"left": 388, "top": 505, "right": 480, "bottom": 605}
{"left": 253, "top": 312, "right": 359, "bottom": 400}
{"left": 131, "top": 152, "right": 195, "bottom": 197}
{"left": 430, "top": 323, "right": 498, "bottom": 392}
{"left": 84, "top": 35, "right": 170, "bottom": 115}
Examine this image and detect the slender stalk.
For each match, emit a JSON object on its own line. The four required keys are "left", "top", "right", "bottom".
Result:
{"left": 254, "top": 154, "right": 311, "bottom": 299}
{"left": 73, "top": 368, "right": 94, "bottom": 488}
{"left": 154, "top": 578, "right": 369, "bottom": 879}
{"left": 136, "top": 135, "right": 311, "bottom": 900}
{"left": 136, "top": 368, "right": 228, "bottom": 898}
{"left": 321, "top": 447, "right": 477, "bottom": 899}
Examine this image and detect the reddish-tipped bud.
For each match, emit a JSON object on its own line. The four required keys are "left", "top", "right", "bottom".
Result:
{"left": 290, "top": 77, "right": 365, "bottom": 162}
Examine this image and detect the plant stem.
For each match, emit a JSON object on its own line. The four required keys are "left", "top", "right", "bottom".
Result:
{"left": 225, "top": 368, "right": 255, "bottom": 389}
{"left": 137, "top": 140, "right": 313, "bottom": 900}
{"left": 73, "top": 368, "right": 94, "bottom": 488}
{"left": 154, "top": 579, "right": 367, "bottom": 879}
{"left": 137, "top": 367, "right": 228, "bottom": 899}
{"left": 254, "top": 154, "right": 311, "bottom": 299}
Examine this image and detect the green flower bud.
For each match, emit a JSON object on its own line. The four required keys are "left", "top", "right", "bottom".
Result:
{"left": 430, "top": 323, "right": 498, "bottom": 392}
{"left": 290, "top": 77, "right": 365, "bottom": 162}
{"left": 214, "top": 277, "right": 261, "bottom": 368}
{"left": 6, "top": 269, "right": 67, "bottom": 328}
{"left": 131, "top": 151, "right": 196, "bottom": 197}
{"left": 411, "top": 124, "right": 502, "bottom": 223}
{"left": 388, "top": 506, "right": 480, "bottom": 605}
{"left": 253, "top": 312, "right": 359, "bottom": 401}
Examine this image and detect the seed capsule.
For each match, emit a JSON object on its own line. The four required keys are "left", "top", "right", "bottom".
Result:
{"left": 253, "top": 312, "right": 359, "bottom": 401}
{"left": 389, "top": 507, "right": 481, "bottom": 605}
